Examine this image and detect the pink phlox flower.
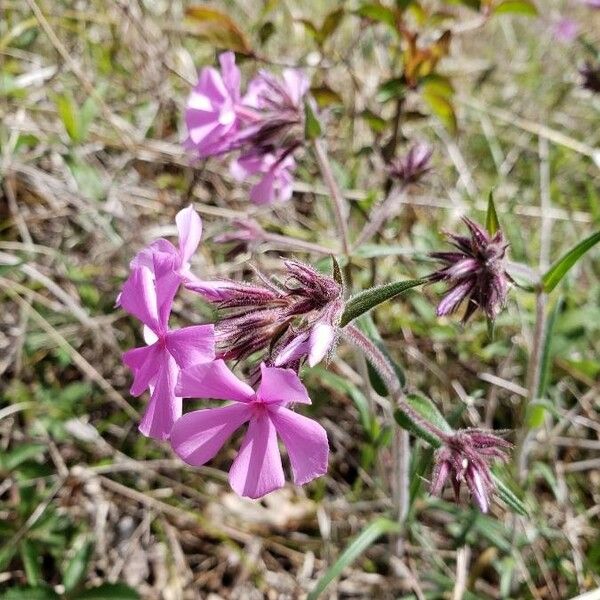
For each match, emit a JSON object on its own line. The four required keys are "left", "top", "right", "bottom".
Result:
{"left": 124, "top": 205, "right": 203, "bottom": 318}
{"left": 185, "top": 53, "right": 311, "bottom": 205}
{"left": 231, "top": 152, "right": 296, "bottom": 205}
{"left": 185, "top": 52, "right": 242, "bottom": 157}
{"left": 552, "top": 17, "right": 580, "bottom": 43}
{"left": 171, "top": 361, "right": 329, "bottom": 499}
{"left": 120, "top": 265, "right": 215, "bottom": 440}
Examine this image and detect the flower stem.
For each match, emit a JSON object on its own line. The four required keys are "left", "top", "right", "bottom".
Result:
{"left": 342, "top": 325, "right": 450, "bottom": 443}
{"left": 353, "top": 183, "right": 406, "bottom": 250}
{"left": 313, "top": 138, "right": 351, "bottom": 257}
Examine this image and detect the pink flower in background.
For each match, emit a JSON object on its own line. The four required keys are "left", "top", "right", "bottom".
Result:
{"left": 184, "top": 53, "right": 311, "bottom": 205}
{"left": 552, "top": 17, "right": 580, "bottom": 43}
{"left": 171, "top": 361, "right": 329, "bottom": 498}
{"left": 185, "top": 52, "right": 242, "bottom": 157}
{"left": 232, "top": 152, "right": 296, "bottom": 204}
{"left": 581, "top": 0, "right": 600, "bottom": 8}
{"left": 119, "top": 266, "right": 215, "bottom": 440}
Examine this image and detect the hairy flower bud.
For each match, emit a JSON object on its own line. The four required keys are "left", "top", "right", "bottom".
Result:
{"left": 430, "top": 429, "right": 512, "bottom": 512}
{"left": 428, "top": 217, "right": 511, "bottom": 321}
{"left": 580, "top": 61, "right": 600, "bottom": 94}
{"left": 388, "top": 143, "right": 433, "bottom": 185}
{"left": 188, "top": 260, "right": 343, "bottom": 369}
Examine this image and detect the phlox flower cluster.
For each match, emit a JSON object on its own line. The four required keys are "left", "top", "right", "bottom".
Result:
{"left": 118, "top": 206, "right": 329, "bottom": 499}
{"left": 185, "top": 52, "right": 309, "bottom": 205}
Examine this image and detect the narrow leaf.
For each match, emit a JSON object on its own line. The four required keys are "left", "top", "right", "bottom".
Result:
{"left": 185, "top": 6, "right": 253, "bottom": 54}
{"left": 340, "top": 278, "right": 426, "bottom": 326}
{"left": 331, "top": 255, "right": 343, "bottom": 286}
{"left": 63, "top": 538, "right": 93, "bottom": 592}
{"left": 304, "top": 100, "right": 322, "bottom": 140}
{"left": 394, "top": 393, "right": 452, "bottom": 448}
{"left": 19, "top": 541, "right": 41, "bottom": 587}
{"left": 55, "top": 93, "right": 80, "bottom": 142}
{"left": 492, "top": 473, "right": 528, "bottom": 516}
{"left": 0, "top": 588, "right": 59, "bottom": 600}
{"left": 485, "top": 189, "right": 500, "bottom": 235}
{"left": 307, "top": 518, "right": 401, "bottom": 600}
{"left": 74, "top": 583, "right": 140, "bottom": 599}
{"left": 541, "top": 230, "right": 600, "bottom": 293}
{"left": 493, "top": 0, "right": 538, "bottom": 15}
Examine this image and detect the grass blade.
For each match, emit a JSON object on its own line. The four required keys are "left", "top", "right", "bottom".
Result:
{"left": 307, "top": 518, "right": 402, "bottom": 600}
{"left": 542, "top": 230, "right": 600, "bottom": 293}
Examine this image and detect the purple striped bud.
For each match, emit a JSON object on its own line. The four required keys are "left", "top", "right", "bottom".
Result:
{"left": 430, "top": 429, "right": 512, "bottom": 513}
{"left": 428, "top": 217, "right": 511, "bottom": 321}
{"left": 388, "top": 143, "right": 433, "bottom": 185}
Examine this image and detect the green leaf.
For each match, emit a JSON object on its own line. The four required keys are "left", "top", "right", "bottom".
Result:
{"left": 485, "top": 189, "right": 500, "bottom": 236}
{"left": 420, "top": 73, "right": 454, "bottom": 99}
{"left": 537, "top": 295, "right": 563, "bottom": 398}
{"left": 331, "top": 256, "right": 343, "bottom": 286}
{"left": 20, "top": 540, "right": 41, "bottom": 587}
{"left": 394, "top": 393, "right": 452, "bottom": 447}
{"left": 376, "top": 77, "right": 406, "bottom": 103}
{"left": 493, "top": 0, "right": 538, "bottom": 15}
{"left": 0, "top": 443, "right": 46, "bottom": 471}
{"left": 55, "top": 93, "right": 80, "bottom": 142}
{"left": 0, "top": 588, "right": 59, "bottom": 600}
{"left": 310, "top": 86, "right": 343, "bottom": 108}
{"left": 73, "top": 583, "right": 140, "bottom": 600}
{"left": 340, "top": 278, "right": 427, "bottom": 327}
{"left": 356, "top": 3, "right": 398, "bottom": 29}
{"left": 422, "top": 90, "right": 457, "bottom": 134}
{"left": 319, "top": 8, "right": 345, "bottom": 42}
{"left": 541, "top": 230, "right": 600, "bottom": 293}
{"left": 307, "top": 518, "right": 401, "bottom": 600}
{"left": 185, "top": 6, "right": 253, "bottom": 54}
{"left": 359, "top": 109, "right": 387, "bottom": 134}
{"left": 79, "top": 97, "right": 98, "bottom": 142}
{"left": 304, "top": 100, "right": 322, "bottom": 140}
{"left": 63, "top": 538, "right": 93, "bottom": 592}
{"left": 491, "top": 472, "right": 528, "bottom": 516}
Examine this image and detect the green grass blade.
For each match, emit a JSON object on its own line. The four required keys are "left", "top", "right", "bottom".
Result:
{"left": 485, "top": 189, "right": 500, "bottom": 235}
{"left": 307, "top": 517, "right": 402, "bottom": 600}
{"left": 394, "top": 393, "right": 453, "bottom": 448}
{"left": 542, "top": 230, "right": 600, "bottom": 293}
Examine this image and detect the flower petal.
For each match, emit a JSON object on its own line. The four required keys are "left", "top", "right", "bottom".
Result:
{"left": 119, "top": 266, "right": 160, "bottom": 332}
{"left": 228, "top": 414, "right": 285, "bottom": 499}
{"left": 176, "top": 205, "right": 202, "bottom": 266}
{"left": 257, "top": 363, "right": 311, "bottom": 405}
{"left": 170, "top": 403, "right": 251, "bottom": 467}
{"left": 269, "top": 406, "right": 328, "bottom": 486}
{"left": 176, "top": 359, "right": 254, "bottom": 402}
{"left": 139, "top": 356, "right": 180, "bottom": 440}
{"left": 122, "top": 343, "right": 161, "bottom": 396}
{"left": 308, "top": 322, "right": 335, "bottom": 367}
{"left": 166, "top": 324, "right": 215, "bottom": 368}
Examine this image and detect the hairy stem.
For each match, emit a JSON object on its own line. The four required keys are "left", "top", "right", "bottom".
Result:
{"left": 342, "top": 325, "right": 450, "bottom": 443}
{"left": 515, "top": 137, "right": 552, "bottom": 481}
{"left": 353, "top": 183, "right": 406, "bottom": 250}
{"left": 313, "top": 138, "right": 351, "bottom": 257}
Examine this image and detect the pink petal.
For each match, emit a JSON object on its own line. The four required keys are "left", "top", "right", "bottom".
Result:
{"left": 218, "top": 51, "right": 241, "bottom": 100}
{"left": 119, "top": 266, "right": 160, "bottom": 332}
{"left": 257, "top": 363, "right": 311, "bottom": 406}
{"left": 274, "top": 332, "right": 310, "bottom": 367}
{"left": 176, "top": 359, "right": 254, "bottom": 402}
{"left": 170, "top": 403, "right": 251, "bottom": 467}
{"left": 176, "top": 205, "right": 202, "bottom": 266}
{"left": 139, "top": 356, "right": 180, "bottom": 440}
{"left": 437, "top": 281, "right": 473, "bottom": 316}
{"left": 308, "top": 322, "right": 335, "bottom": 367}
{"left": 165, "top": 324, "right": 215, "bottom": 368}
{"left": 269, "top": 406, "right": 329, "bottom": 486}
{"left": 184, "top": 279, "right": 238, "bottom": 302}
{"left": 122, "top": 343, "right": 161, "bottom": 396}
{"left": 228, "top": 414, "right": 285, "bottom": 498}
{"left": 130, "top": 239, "right": 177, "bottom": 271}
{"left": 282, "top": 69, "right": 309, "bottom": 106}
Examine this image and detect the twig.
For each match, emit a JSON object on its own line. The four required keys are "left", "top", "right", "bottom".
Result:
{"left": 313, "top": 139, "right": 351, "bottom": 257}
